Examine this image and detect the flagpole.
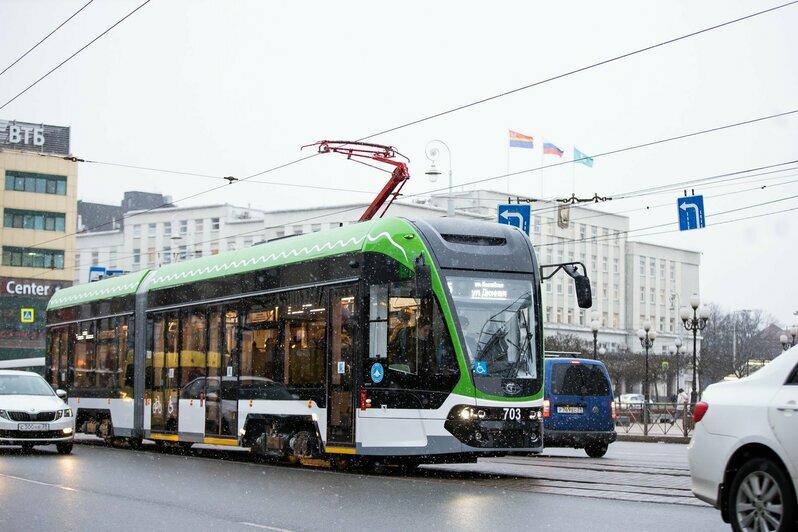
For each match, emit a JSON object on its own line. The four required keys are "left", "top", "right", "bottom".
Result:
{"left": 506, "top": 137, "right": 511, "bottom": 193}
{"left": 571, "top": 146, "right": 576, "bottom": 196}
{"left": 539, "top": 137, "right": 545, "bottom": 200}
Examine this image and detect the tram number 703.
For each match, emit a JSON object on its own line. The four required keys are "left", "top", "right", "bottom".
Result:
{"left": 503, "top": 407, "right": 521, "bottom": 421}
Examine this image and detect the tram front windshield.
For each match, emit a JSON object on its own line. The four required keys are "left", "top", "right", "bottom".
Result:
{"left": 446, "top": 275, "right": 537, "bottom": 380}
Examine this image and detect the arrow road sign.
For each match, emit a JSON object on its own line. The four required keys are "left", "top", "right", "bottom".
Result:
{"left": 677, "top": 195, "right": 706, "bottom": 231}
{"left": 498, "top": 204, "right": 531, "bottom": 235}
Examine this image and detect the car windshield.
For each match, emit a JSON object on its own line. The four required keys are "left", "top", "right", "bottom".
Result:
{"left": 0, "top": 374, "right": 55, "bottom": 396}
{"left": 446, "top": 275, "right": 537, "bottom": 379}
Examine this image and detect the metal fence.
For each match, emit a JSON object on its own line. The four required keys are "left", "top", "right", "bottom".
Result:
{"left": 614, "top": 401, "right": 694, "bottom": 438}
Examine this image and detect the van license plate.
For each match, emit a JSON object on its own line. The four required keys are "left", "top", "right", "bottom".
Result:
{"left": 556, "top": 406, "right": 584, "bottom": 414}
{"left": 18, "top": 423, "right": 48, "bottom": 431}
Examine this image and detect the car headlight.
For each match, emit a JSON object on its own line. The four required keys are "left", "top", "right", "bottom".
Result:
{"left": 0, "top": 409, "right": 10, "bottom": 421}
{"left": 62, "top": 408, "right": 73, "bottom": 418}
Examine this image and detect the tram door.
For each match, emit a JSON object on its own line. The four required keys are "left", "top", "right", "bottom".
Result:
{"left": 326, "top": 287, "right": 358, "bottom": 448}
{"left": 205, "top": 307, "right": 239, "bottom": 438}
{"left": 150, "top": 313, "right": 180, "bottom": 434}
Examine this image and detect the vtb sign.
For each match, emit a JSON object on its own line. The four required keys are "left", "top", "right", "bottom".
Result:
{"left": 0, "top": 121, "right": 45, "bottom": 147}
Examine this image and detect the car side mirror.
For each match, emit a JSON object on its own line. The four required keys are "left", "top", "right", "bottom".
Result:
{"left": 56, "top": 389, "right": 67, "bottom": 400}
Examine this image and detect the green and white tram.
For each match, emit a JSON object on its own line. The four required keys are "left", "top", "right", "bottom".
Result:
{"left": 45, "top": 217, "right": 589, "bottom": 465}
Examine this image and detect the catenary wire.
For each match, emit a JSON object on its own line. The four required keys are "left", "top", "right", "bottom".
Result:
{"left": 0, "top": 0, "right": 152, "bottom": 111}
{"left": 0, "top": 0, "right": 95, "bottom": 79}
{"left": 29, "top": 2, "right": 798, "bottom": 237}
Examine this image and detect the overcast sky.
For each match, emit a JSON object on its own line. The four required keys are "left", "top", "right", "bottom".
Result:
{"left": 2, "top": 0, "right": 797, "bottom": 327}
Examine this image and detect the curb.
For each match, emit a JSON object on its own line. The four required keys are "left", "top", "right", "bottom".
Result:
{"left": 616, "top": 433, "right": 691, "bottom": 444}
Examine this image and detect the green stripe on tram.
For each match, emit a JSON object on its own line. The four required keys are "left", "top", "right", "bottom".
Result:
{"left": 46, "top": 270, "right": 152, "bottom": 310}
{"left": 149, "top": 218, "right": 419, "bottom": 291}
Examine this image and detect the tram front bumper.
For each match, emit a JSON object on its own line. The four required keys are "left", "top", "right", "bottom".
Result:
{"left": 444, "top": 405, "right": 543, "bottom": 450}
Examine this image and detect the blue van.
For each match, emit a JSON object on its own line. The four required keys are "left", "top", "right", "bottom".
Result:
{"left": 543, "top": 357, "right": 617, "bottom": 457}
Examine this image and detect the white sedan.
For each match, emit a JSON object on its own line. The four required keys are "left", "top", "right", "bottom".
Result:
{"left": 0, "top": 370, "right": 75, "bottom": 454}
{"left": 688, "top": 346, "right": 797, "bottom": 531}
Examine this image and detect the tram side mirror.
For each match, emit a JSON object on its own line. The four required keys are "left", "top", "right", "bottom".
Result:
{"left": 414, "top": 253, "right": 433, "bottom": 298}
{"left": 562, "top": 264, "right": 592, "bottom": 309}
{"left": 56, "top": 389, "right": 67, "bottom": 400}
{"left": 573, "top": 274, "right": 592, "bottom": 309}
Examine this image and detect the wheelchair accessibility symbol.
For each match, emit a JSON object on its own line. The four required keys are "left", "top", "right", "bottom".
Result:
{"left": 474, "top": 361, "right": 487, "bottom": 375}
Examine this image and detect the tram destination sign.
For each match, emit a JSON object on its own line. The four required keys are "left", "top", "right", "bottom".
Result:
{"left": 0, "top": 119, "right": 70, "bottom": 155}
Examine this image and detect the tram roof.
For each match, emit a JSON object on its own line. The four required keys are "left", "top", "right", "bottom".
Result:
{"left": 46, "top": 269, "right": 152, "bottom": 310}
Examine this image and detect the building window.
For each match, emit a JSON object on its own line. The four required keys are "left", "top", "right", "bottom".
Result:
{"left": 275, "top": 230, "right": 285, "bottom": 238}
{"left": 311, "top": 224, "right": 322, "bottom": 232}
{"left": 602, "top": 256, "right": 608, "bottom": 272}
{"left": 613, "top": 284, "right": 619, "bottom": 300}
{"left": 293, "top": 225, "right": 303, "bottom": 235}
{"left": 650, "top": 287, "right": 655, "bottom": 304}
{"left": 164, "top": 222, "right": 172, "bottom": 236}
{"left": 180, "top": 220, "right": 188, "bottom": 235}
{"left": 3, "top": 209, "right": 66, "bottom": 232}
{"left": 91, "top": 251, "right": 99, "bottom": 266}
{"left": 211, "top": 218, "right": 220, "bottom": 231}
{"left": 210, "top": 243, "right": 219, "bottom": 255}
{"left": 2, "top": 246, "right": 64, "bottom": 269}
{"left": 639, "top": 287, "right": 645, "bottom": 303}
{"left": 670, "top": 263, "right": 676, "bottom": 280}
{"left": 227, "top": 239, "right": 236, "bottom": 252}
{"left": 534, "top": 217, "right": 541, "bottom": 234}
{"left": 579, "top": 310, "right": 585, "bottom": 325}
{"left": 133, "top": 249, "right": 140, "bottom": 265}
{"left": 546, "top": 281, "right": 552, "bottom": 293}
{"left": 639, "top": 257, "right": 645, "bottom": 274}
{"left": 591, "top": 255, "right": 597, "bottom": 272}
{"left": 613, "top": 313, "right": 619, "bottom": 328}
{"left": 4, "top": 171, "right": 67, "bottom": 195}
{"left": 133, "top": 224, "right": 141, "bottom": 238}
{"left": 557, "top": 281, "right": 563, "bottom": 294}
{"left": 75, "top": 253, "right": 81, "bottom": 268}
{"left": 546, "top": 306, "right": 552, "bottom": 321}
{"left": 602, "top": 282, "right": 608, "bottom": 298}
{"left": 579, "top": 224, "right": 585, "bottom": 240}
{"left": 243, "top": 238, "right": 253, "bottom": 248}
{"left": 613, "top": 258, "right": 619, "bottom": 274}
{"left": 148, "top": 223, "right": 156, "bottom": 237}
{"left": 659, "top": 259, "right": 666, "bottom": 280}
{"left": 649, "top": 258, "right": 656, "bottom": 276}
{"left": 195, "top": 219, "right": 204, "bottom": 233}
{"left": 567, "top": 309, "right": 573, "bottom": 324}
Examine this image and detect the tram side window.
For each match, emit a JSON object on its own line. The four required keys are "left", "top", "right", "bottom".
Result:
{"left": 73, "top": 322, "right": 95, "bottom": 388}
{"left": 284, "top": 288, "right": 326, "bottom": 388}
{"left": 95, "top": 318, "right": 118, "bottom": 389}
{"left": 181, "top": 309, "right": 207, "bottom": 392}
{"left": 46, "top": 328, "right": 61, "bottom": 388}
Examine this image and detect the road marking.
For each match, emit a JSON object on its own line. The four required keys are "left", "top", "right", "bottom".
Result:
{"left": 0, "top": 473, "right": 77, "bottom": 492}
{"left": 239, "top": 522, "right": 295, "bottom": 532}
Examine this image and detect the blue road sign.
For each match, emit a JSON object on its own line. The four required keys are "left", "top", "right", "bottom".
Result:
{"left": 677, "top": 195, "right": 706, "bottom": 231}
{"left": 370, "top": 362, "right": 384, "bottom": 384}
{"left": 498, "top": 204, "right": 531, "bottom": 235}
{"left": 474, "top": 361, "right": 487, "bottom": 375}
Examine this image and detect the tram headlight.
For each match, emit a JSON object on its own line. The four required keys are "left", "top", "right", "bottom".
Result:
{"left": 459, "top": 408, "right": 473, "bottom": 420}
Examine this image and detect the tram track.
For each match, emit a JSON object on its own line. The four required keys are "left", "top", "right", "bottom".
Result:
{"left": 73, "top": 437, "right": 704, "bottom": 507}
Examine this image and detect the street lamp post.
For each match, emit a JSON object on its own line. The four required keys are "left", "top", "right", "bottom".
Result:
{"left": 590, "top": 316, "right": 600, "bottom": 360}
{"left": 780, "top": 325, "right": 798, "bottom": 351}
{"left": 637, "top": 321, "right": 656, "bottom": 436}
{"left": 598, "top": 346, "right": 606, "bottom": 358}
{"left": 672, "top": 337, "right": 683, "bottom": 392}
{"left": 680, "top": 294, "right": 710, "bottom": 403}
{"left": 425, "top": 140, "right": 454, "bottom": 218}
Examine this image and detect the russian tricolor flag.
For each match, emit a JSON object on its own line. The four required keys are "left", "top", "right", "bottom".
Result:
{"left": 509, "top": 130, "right": 534, "bottom": 149}
{"left": 543, "top": 142, "right": 563, "bottom": 157}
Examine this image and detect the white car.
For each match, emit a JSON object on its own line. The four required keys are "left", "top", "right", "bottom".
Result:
{"left": 0, "top": 370, "right": 76, "bottom": 454}
{"left": 688, "top": 346, "right": 797, "bottom": 531}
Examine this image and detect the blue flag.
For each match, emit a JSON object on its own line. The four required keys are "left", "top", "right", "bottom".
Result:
{"left": 574, "top": 147, "right": 594, "bottom": 167}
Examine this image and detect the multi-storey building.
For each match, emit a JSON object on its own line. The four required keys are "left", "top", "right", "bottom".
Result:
{"left": 1, "top": 119, "right": 76, "bottom": 369}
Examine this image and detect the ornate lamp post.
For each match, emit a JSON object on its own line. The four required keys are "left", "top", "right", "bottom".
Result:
{"left": 780, "top": 325, "right": 798, "bottom": 351}
{"left": 425, "top": 140, "right": 454, "bottom": 217}
{"left": 637, "top": 321, "right": 656, "bottom": 436}
{"left": 669, "top": 337, "right": 683, "bottom": 392}
{"left": 680, "top": 294, "right": 710, "bottom": 403}
{"left": 598, "top": 346, "right": 606, "bottom": 358}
